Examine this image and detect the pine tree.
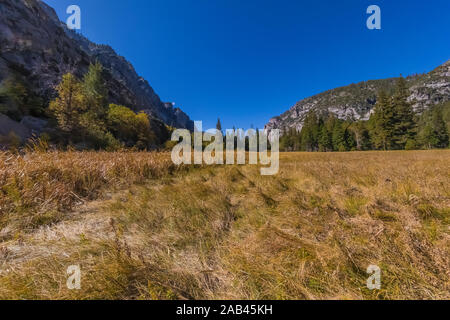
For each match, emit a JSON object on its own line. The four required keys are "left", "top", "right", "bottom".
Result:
{"left": 318, "top": 118, "right": 332, "bottom": 152}
{"left": 343, "top": 123, "right": 356, "bottom": 150}
{"left": 332, "top": 120, "right": 346, "bottom": 151}
{"left": 371, "top": 90, "right": 394, "bottom": 150}
{"left": 49, "top": 73, "right": 85, "bottom": 139}
{"left": 391, "top": 77, "right": 416, "bottom": 149}
{"left": 420, "top": 106, "right": 449, "bottom": 149}
{"left": 300, "top": 112, "right": 319, "bottom": 151}
{"left": 279, "top": 133, "right": 289, "bottom": 152}
{"left": 82, "top": 62, "right": 108, "bottom": 119}
{"left": 431, "top": 106, "right": 449, "bottom": 148}
{"left": 77, "top": 62, "right": 113, "bottom": 146}
{"left": 216, "top": 118, "right": 222, "bottom": 133}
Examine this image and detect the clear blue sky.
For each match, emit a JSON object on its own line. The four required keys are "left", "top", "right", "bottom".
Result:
{"left": 43, "top": 0, "right": 450, "bottom": 130}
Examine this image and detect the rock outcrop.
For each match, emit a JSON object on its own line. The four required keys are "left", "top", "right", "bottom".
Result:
{"left": 266, "top": 60, "right": 450, "bottom": 132}
{"left": 0, "top": 114, "right": 30, "bottom": 142}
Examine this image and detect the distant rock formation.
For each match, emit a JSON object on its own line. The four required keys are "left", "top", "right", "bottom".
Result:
{"left": 266, "top": 61, "right": 450, "bottom": 132}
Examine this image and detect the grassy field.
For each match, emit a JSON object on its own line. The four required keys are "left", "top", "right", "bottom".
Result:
{"left": 0, "top": 150, "right": 448, "bottom": 299}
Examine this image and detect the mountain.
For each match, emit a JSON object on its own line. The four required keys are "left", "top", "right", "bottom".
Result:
{"left": 266, "top": 60, "right": 450, "bottom": 132}
{"left": 0, "top": 0, "right": 194, "bottom": 132}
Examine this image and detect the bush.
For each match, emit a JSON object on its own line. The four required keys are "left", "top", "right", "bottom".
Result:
{"left": 0, "top": 76, "right": 44, "bottom": 120}
{"left": 107, "top": 104, "right": 154, "bottom": 149}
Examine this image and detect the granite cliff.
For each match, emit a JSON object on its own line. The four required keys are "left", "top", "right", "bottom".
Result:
{"left": 0, "top": 0, "right": 194, "bottom": 137}
{"left": 266, "top": 60, "right": 450, "bottom": 132}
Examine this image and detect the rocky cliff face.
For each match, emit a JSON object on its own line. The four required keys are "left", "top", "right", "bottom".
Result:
{"left": 266, "top": 60, "right": 450, "bottom": 132}
{"left": 0, "top": 0, "right": 194, "bottom": 130}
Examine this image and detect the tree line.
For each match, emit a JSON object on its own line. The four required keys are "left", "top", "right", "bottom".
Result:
{"left": 280, "top": 78, "right": 449, "bottom": 152}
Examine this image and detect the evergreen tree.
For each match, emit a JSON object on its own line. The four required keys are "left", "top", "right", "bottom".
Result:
{"left": 49, "top": 73, "right": 85, "bottom": 139}
{"left": 81, "top": 63, "right": 117, "bottom": 147}
{"left": 292, "top": 127, "right": 301, "bottom": 151}
{"left": 419, "top": 106, "right": 449, "bottom": 149}
{"left": 82, "top": 62, "right": 108, "bottom": 119}
{"left": 371, "top": 90, "right": 393, "bottom": 150}
{"left": 280, "top": 130, "right": 292, "bottom": 151}
{"left": 343, "top": 123, "right": 356, "bottom": 150}
{"left": 332, "top": 120, "right": 346, "bottom": 151}
{"left": 300, "top": 112, "right": 319, "bottom": 151}
{"left": 431, "top": 106, "right": 449, "bottom": 148}
{"left": 216, "top": 118, "right": 222, "bottom": 134}
{"left": 318, "top": 123, "right": 332, "bottom": 152}
{"left": 391, "top": 77, "right": 416, "bottom": 149}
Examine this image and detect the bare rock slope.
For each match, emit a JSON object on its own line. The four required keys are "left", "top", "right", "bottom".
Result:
{"left": 0, "top": 0, "right": 193, "bottom": 130}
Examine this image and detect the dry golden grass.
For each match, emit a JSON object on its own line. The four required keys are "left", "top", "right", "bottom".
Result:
{"left": 0, "top": 150, "right": 448, "bottom": 300}
{"left": 0, "top": 150, "right": 181, "bottom": 237}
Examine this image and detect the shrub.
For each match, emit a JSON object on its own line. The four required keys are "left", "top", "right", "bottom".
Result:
{"left": 107, "top": 104, "right": 154, "bottom": 148}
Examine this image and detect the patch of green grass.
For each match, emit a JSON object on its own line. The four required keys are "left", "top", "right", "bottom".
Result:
{"left": 344, "top": 196, "right": 368, "bottom": 216}
{"left": 374, "top": 210, "right": 398, "bottom": 222}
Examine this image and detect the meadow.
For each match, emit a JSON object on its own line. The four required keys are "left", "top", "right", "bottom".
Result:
{"left": 0, "top": 150, "right": 448, "bottom": 299}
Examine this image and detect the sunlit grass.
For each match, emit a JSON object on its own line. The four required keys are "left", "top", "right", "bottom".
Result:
{"left": 0, "top": 150, "right": 448, "bottom": 300}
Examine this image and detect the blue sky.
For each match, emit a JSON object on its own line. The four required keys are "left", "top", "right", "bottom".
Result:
{"left": 43, "top": 0, "right": 450, "bottom": 129}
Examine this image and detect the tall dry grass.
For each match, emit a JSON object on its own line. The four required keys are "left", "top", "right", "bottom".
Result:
{"left": 0, "top": 150, "right": 181, "bottom": 236}
{"left": 0, "top": 150, "right": 448, "bottom": 300}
